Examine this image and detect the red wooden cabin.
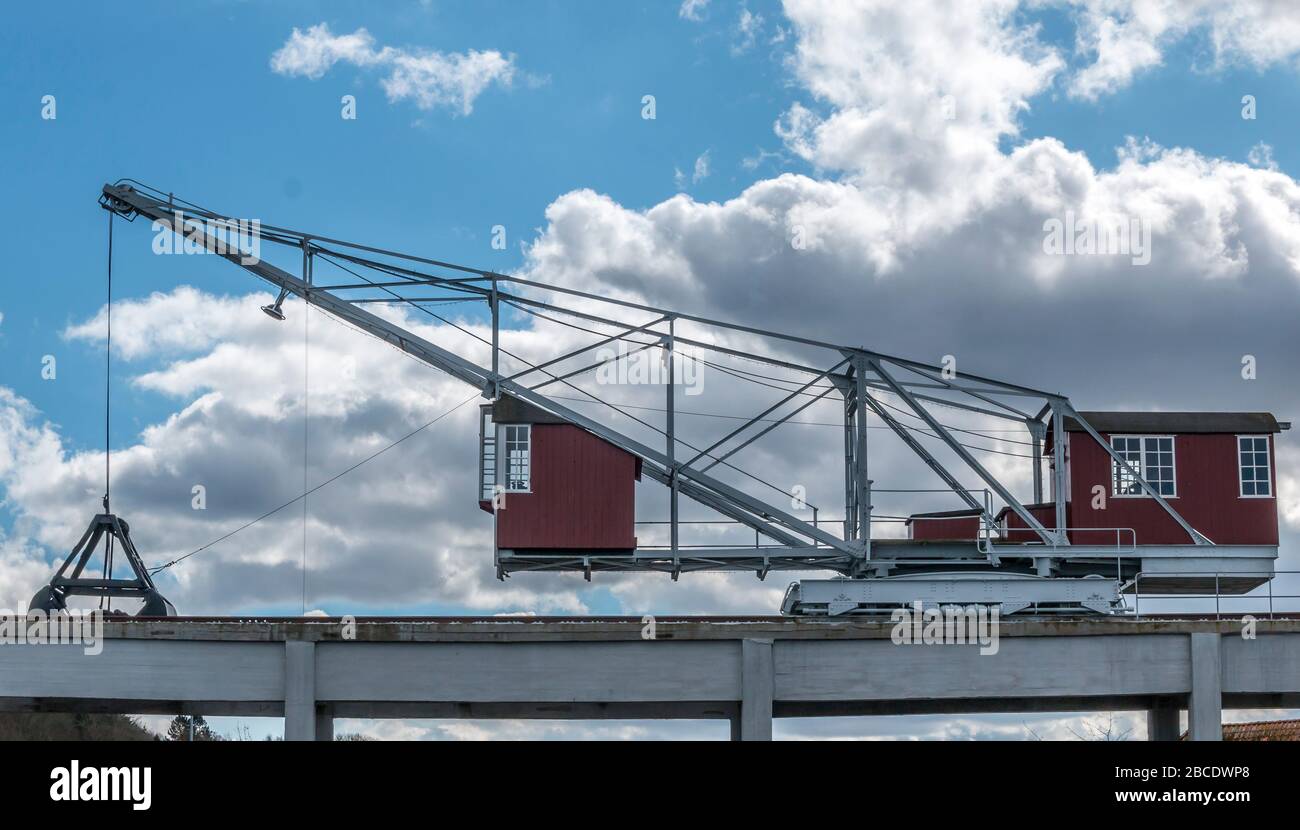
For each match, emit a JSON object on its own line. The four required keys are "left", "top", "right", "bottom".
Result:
{"left": 1048, "top": 411, "right": 1284, "bottom": 546}
{"left": 479, "top": 395, "right": 641, "bottom": 551}
{"left": 909, "top": 411, "right": 1287, "bottom": 546}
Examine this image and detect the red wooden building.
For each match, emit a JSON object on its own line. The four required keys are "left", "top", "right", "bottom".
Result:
{"left": 910, "top": 411, "right": 1286, "bottom": 546}
{"left": 479, "top": 395, "right": 641, "bottom": 551}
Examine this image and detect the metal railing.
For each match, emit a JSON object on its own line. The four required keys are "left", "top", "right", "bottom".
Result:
{"left": 1132, "top": 570, "right": 1300, "bottom": 620}
{"left": 634, "top": 488, "right": 995, "bottom": 552}
{"left": 977, "top": 524, "right": 1136, "bottom": 554}
{"left": 968, "top": 487, "right": 1138, "bottom": 556}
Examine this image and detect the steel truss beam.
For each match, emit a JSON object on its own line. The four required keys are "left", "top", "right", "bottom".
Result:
{"left": 857, "top": 389, "right": 997, "bottom": 528}
{"left": 105, "top": 186, "right": 848, "bottom": 556}
{"left": 679, "top": 358, "right": 849, "bottom": 471}
{"left": 869, "top": 358, "right": 1060, "bottom": 546}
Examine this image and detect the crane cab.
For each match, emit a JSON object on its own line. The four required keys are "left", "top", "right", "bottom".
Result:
{"left": 479, "top": 395, "right": 641, "bottom": 554}
{"left": 906, "top": 411, "right": 1287, "bottom": 596}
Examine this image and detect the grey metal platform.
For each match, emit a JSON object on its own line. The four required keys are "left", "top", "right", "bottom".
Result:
{"left": 498, "top": 540, "right": 1279, "bottom": 596}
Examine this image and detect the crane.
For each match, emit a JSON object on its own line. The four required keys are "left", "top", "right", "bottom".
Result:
{"left": 33, "top": 180, "right": 1263, "bottom": 617}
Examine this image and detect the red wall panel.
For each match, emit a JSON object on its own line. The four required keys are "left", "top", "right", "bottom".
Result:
{"left": 909, "top": 515, "right": 981, "bottom": 541}
{"left": 489, "top": 424, "right": 639, "bottom": 550}
{"left": 1001, "top": 503, "right": 1072, "bottom": 542}
{"left": 1066, "top": 432, "right": 1278, "bottom": 546}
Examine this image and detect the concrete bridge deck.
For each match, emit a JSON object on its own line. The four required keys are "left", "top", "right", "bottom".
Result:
{"left": 2, "top": 616, "right": 1298, "bottom": 740}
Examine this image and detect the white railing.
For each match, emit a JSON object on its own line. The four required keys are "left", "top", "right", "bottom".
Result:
{"left": 977, "top": 523, "right": 1137, "bottom": 555}
{"left": 1132, "top": 570, "right": 1299, "bottom": 620}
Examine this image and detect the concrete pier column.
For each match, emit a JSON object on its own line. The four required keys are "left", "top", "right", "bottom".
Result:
{"left": 738, "top": 638, "right": 774, "bottom": 741}
{"left": 315, "top": 703, "right": 334, "bottom": 742}
{"left": 1146, "top": 700, "right": 1180, "bottom": 741}
{"left": 1187, "top": 632, "right": 1222, "bottom": 742}
{"left": 284, "top": 640, "right": 317, "bottom": 741}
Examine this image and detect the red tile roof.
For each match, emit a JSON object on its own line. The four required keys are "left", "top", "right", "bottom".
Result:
{"left": 1222, "top": 719, "right": 1300, "bottom": 741}
{"left": 1182, "top": 718, "right": 1300, "bottom": 741}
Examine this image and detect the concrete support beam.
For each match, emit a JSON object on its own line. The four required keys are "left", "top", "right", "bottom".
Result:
{"left": 739, "top": 638, "right": 773, "bottom": 741}
{"left": 7, "top": 619, "right": 1300, "bottom": 740}
{"left": 1187, "top": 633, "right": 1222, "bottom": 741}
{"left": 284, "top": 641, "right": 317, "bottom": 742}
{"left": 315, "top": 703, "right": 334, "bottom": 742}
{"left": 1146, "top": 701, "right": 1180, "bottom": 741}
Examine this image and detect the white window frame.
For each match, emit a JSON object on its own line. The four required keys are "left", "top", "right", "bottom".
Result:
{"left": 1237, "top": 434, "right": 1273, "bottom": 499}
{"left": 1110, "top": 434, "right": 1177, "bottom": 498}
{"left": 499, "top": 423, "right": 532, "bottom": 494}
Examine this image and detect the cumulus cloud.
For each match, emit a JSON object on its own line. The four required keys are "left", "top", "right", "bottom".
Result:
{"left": 63, "top": 287, "right": 251, "bottom": 360}
{"left": 270, "top": 23, "right": 516, "bottom": 115}
{"left": 1066, "top": 0, "right": 1300, "bottom": 100}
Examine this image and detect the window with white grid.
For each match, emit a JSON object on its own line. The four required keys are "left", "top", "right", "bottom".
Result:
{"left": 1111, "top": 435, "right": 1175, "bottom": 497}
{"left": 1239, "top": 435, "right": 1272, "bottom": 497}
{"left": 503, "top": 424, "right": 531, "bottom": 492}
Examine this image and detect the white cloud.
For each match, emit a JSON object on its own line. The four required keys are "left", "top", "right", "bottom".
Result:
{"left": 1249, "top": 141, "right": 1278, "bottom": 171}
{"left": 692, "top": 150, "right": 711, "bottom": 184}
{"left": 741, "top": 147, "right": 785, "bottom": 170}
{"left": 680, "top": 0, "right": 710, "bottom": 22}
{"left": 776, "top": 0, "right": 1063, "bottom": 222}
{"left": 1279, "top": 446, "right": 1300, "bottom": 530}
{"left": 270, "top": 23, "right": 516, "bottom": 115}
{"left": 674, "top": 151, "right": 712, "bottom": 190}
{"left": 269, "top": 23, "right": 388, "bottom": 80}
{"left": 1066, "top": 0, "right": 1300, "bottom": 100}
{"left": 732, "top": 6, "right": 765, "bottom": 55}
{"left": 380, "top": 49, "right": 516, "bottom": 113}
{"left": 63, "top": 286, "right": 251, "bottom": 360}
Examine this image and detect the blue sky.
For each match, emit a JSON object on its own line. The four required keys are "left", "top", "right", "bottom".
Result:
{"left": 2, "top": 1, "right": 1299, "bottom": 738}
{"left": 0, "top": 0, "right": 800, "bottom": 449}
